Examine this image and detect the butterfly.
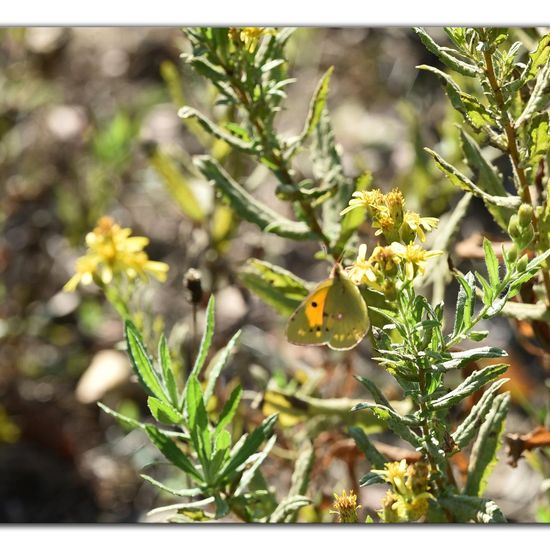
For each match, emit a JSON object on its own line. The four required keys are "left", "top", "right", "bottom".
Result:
{"left": 286, "top": 263, "right": 370, "bottom": 350}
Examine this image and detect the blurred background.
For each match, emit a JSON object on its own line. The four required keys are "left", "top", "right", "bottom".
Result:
{"left": 0, "top": 27, "right": 547, "bottom": 523}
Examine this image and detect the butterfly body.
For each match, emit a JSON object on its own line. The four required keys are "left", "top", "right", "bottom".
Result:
{"left": 286, "top": 264, "right": 369, "bottom": 350}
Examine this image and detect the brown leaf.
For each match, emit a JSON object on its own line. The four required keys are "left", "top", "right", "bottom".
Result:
{"left": 505, "top": 426, "right": 550, "bottom": 467}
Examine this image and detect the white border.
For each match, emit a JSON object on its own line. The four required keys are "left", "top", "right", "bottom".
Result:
{"left": 1, "top": 0, "right": 550, "bottom": 26}
{"left": 0, "top": 524, "right": 544, "bottom": 549}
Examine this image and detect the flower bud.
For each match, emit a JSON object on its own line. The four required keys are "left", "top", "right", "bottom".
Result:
{"left": 508, "top": 214, "right": 520, "bottom": 239}
{"left": 517, "top": 254, "right": 529, "bottom": 272}
{"left": 505, "top": 244, "right": 518, "bottom": 264}
{"left": 518, "top": 204, "right": 533, "bottom": 228}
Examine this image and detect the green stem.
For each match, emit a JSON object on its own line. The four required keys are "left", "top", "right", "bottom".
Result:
{"left": 482, "top": 47, "right": 550, "bottom": 305}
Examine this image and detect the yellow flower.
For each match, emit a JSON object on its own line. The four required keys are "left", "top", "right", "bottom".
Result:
{"left": 229, "top": 27, "right": 276, "bottom": 52}
{"left": 330, "top": 489, "right": 362, "bottom": 523}
{"left": 340, "top": 189, "right": 386, "bottom": 217}
{"left": 389, "top": 242, "right": 442, "bottom": 280}
{"left": 373, "top": 460, "right": 434, "bottom": 523}
{"left": 64, "top": 216, "right": 169, "bottom": 292}
{"left": 400, "top": 211, "right": 439, "bottom": 243}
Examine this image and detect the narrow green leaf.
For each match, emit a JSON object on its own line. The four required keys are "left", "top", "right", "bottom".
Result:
{"left": 297, "top": 66, "right": 334, "bottom": 145}
{"left": 268, "top": 495, "right": 311, "bottom": 523}
{"left": 179, "top": 107, "right": 256, "bottom": 153}
{"left": 188, "top": 295, "right": 215, "bottom": 385}
{"left": 525, "top": 33, "right": 550, "bottom": 82}
{"left": 460, "top": 129, "right": 512, "bottom": 230}
{"left": 204, "top": 330, "right": 241, "bottom": 404}
{"left": 148, "top": 148, "right": 205, "bottom": 223}
{"left": 239, "top": 259, "right": 310, "bottom": 316}
{"left": 517, "top": 60, "right": 550, "bottom": 127}
{"left": 440, "top": 347, "right": 508, "bottom": 371}
{"left": 452, "top": 379, "right": 509, "bottom": 449}
{"left": 430, "top": 364, "right": 508, "bottom": 411}
{"left": 414, "top": 28, "right": 479, "bottom": 77}
{"left": 452, "top": 271, "right": 475, "bottom": 338}
{"left": 352, "top": 404, "right": 421, "bottom": 447}
{"left": 185, "top": 375, "right": 212, "bottom": 463}
{"left": 483, "top": 238, "right": 500, "bottom": 288}
{"left": 159, "top": 335, "right": 179, "bottom": 408}
{"left": 214, "top": 385, "right": 243, "bottom": 439}
{"left": 97, "top": 401, "right": 144, "bottom": 430}
{"left": 425, "top": 148, "right": 521, "bottom": 209}
{"left": 218, "top": 414, "right": 278, "bottom": 482}
{"left": 234, "top": 434, "right": 277, "bottom": 497}
{"left": 144, "top": 424, "right": 202, "bottom": 481}
{"left": 465, "top": 392, "right": 510, "bottom": 496}
{"left": 349, "top": 427, "right": 386, "bottom": 469}
{"left": 140, "top": 474, "right": 202, "bottom": 497}
{"left": 195, "top": 156, "right": 315, "bottom": 240}
{"left": 148, "top": 396, "right": 183, "bottom": 425}
{"left": 439, "top": 495, "right": 506, "bottom": 523}
{"left": 354, "top": 376, "right": 392, "bottom": 409}
{"left": 359, "top": 471, "right": 386, "bottom": 487}
{"left": 125, "top": 321, "right": 166, "bottom": 401}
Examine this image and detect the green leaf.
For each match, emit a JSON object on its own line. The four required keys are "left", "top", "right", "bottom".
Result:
{"left": 359, "top": 471, "right": 386, "bottom": 487}
{"left": 440, "top": 347, "right": 508, "bottom": 371}
{"left": 214, "top": 385, "right": 243, "bottom": 439}
{"left": 147, "top": 396, "right": 183, "bottom": 425}
{"left": 452, "top": 379, "right": 509, "bottom": 449}
{"left": 424, "top": 148, "right": 521, "bottom": 209}
{"left": 147, "top": 496, "right": 215, "bottom": 519}
{"left": 414, "top": 28, "right": 479, "bottom": 77}
{"left": 239, "top": 259, "right": 310, "bottom": 316}
{"left": 144, "top": 424, "right": 202, "bottom": 481}
{"left": 97, "top": 401, "right": 144, "bottom": 430}
{"left": 418, "top": 66, "right": 505, "bottom": 149}
{"left": 352, "top": 404, "right": 421, "bottom": 447}
{"left": 185, "top": 375, "right": 212, "bottom": 464}
{"left": 516, "top": 60, "right": 550, "bottom": 127}
{"left": 525, "top": 33, "right": 550, "bottom": 82}
{"left": 429, "top": 364, "right": 508, "bottom": 411}
{"left": 148, "top": 148, "right": 205, "bottom": 223}
{"left": 310, "top": 108, "right": 354, "bottom": 245}
{"left": 234, "top": 434, "right": 277, "bottom": 497}
{"left": 464, "top": 392, "right": 510, "bottom": 496}
{"left": 354, "top": 376, "right": 392, "bottom": 409}
{"left": 349, "top": 427, "right": 386, "bottom": 469}
{"left": 179, "top": 107, "right": 257, "bottom": 153}
{"left": 217, "top": 414, "right": 278, "bottom": 482}
{"left": 296, "top": 66, "right": 334, "bottom": 147}
{"left": 438, "top": 495, "right": 506, "bottom": 523}
{"left": 286, "top": 439, "right": 314, "bottom": 500}
{"left": 188, "top": 295, "right": 215, "bottom": 385}
{"left": 125, "top": 321, "right": 166, "bottom": 401}
{"left": 159, "top": 335, "right": 179, "bottom": 408}
{"left": 204, "top": 330, "right": 241, "bottom": 404}
{"left": 140, "top": 474, "right": 202, "bottom": 497}
{"left": 452, "top": 271, "right": 475, "bottom": 338}
{"left": 336, "top": 172, "right": 371, "bottom": 254}
{"left": 268, "top": 495, "right": 311, "bottom": 523}
{"left": 195, "top": 156, "right": 315, "bottom": 240}
{"left": 483, "top": 238, "right": 500, "bottom": 288}
{"left": 460, "top": 129, "right": 512, "bottom": 230}
{"left": 527, "top": 113, "right": 550, "bottom": 173}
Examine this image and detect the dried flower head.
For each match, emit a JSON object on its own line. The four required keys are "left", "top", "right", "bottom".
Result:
{"left": 330, "top": 489, "right": 362, "bottom": 523}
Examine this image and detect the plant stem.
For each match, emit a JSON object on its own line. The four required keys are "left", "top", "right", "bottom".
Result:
{"left": 482, "top": 48, "right": 550, "bottom": 305}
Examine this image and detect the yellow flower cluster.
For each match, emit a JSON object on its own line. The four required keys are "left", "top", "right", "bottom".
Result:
{"left": 346, "top": 243, "right": 442, "bottom": 297}
{"left": 372, "top": 460, "right": 433, "bottom": 523}
{"left": 341, "top": 187, "right": 438, "bottom": 244}
{"left": 342, "top": 186, "right": 441, "bottom": 296}
{"left": 228, "top": 27, "right": 276, "bottom": 52}
{"left": 64, "top": 216, "right": 169, "bottom": 292}
{"left": 330, "top": 489, "right": 362, "bottom": 523}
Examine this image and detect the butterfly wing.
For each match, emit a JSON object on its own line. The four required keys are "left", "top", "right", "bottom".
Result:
{"left": 324, "top": 267, "right": 370, "bottom": 350}
{"left": 286, "top": 266, "right": 370, "bottom": 350}
{"left": 286, "top": 278, "right": 334, "bottom": 346}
